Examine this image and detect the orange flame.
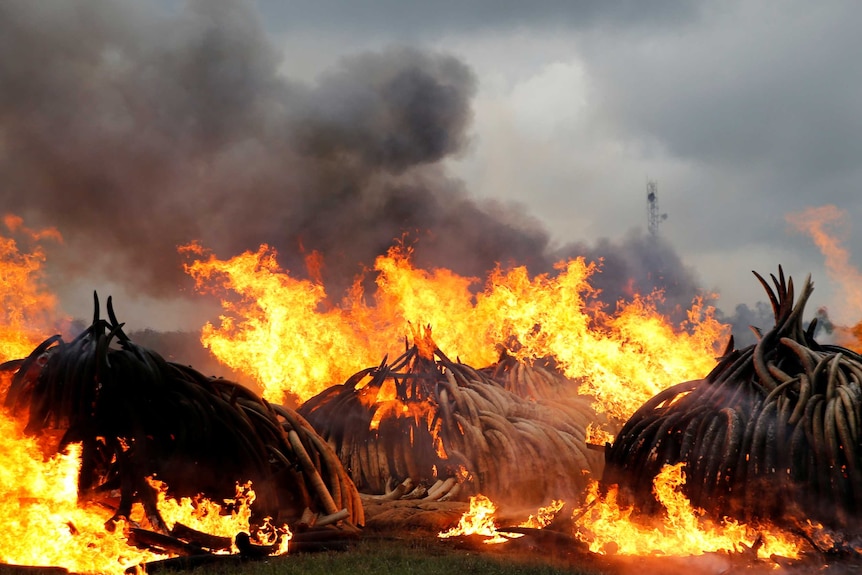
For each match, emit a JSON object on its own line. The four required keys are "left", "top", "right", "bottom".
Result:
{"left": 0, "top": 403, "right": 290, "bottom": 573}
{"left": 438, "top": 494, "right": 516, "bottom": 544}
{"left": 0, "top": 219, "right": 160, "bottom": 573}
{"left": 575, "top": 463, "right": 802, "bottom": 559}
{"left": 786, "top": 205, "right": 862, "bottom": 317}
{"left": 151, "top": 478, "right": 291, "bottom": 554}
{"left": 0, "top": 410, "right": 165, "bottom": 574}
{"left": 180, "top": 241, "right": 383, "bottom": 404}
{"left": 786, "top": 205, "right": 862, "bottom": 350}
{"left": 519, "top": 499, "right": 566, "bottom": 529}
{"left": 438, "top": 497, "right": 566, "bottom": 544}
{"left": 181, "top": 241, "right": 728, "bottom": 419}
{"left": 442, "top": 474, "right": 804, "bottom": 558}
{"left": 586, "top": 423, "right": 615, "bottom": 447}
{"left": 0, "top": 211, "right": 843, "bottom": 569}
{"left": 0, "top": 219, "right": 289, "bottom": 572}
{"left": 0, "top": 215, "right": 65, "bottom": 362}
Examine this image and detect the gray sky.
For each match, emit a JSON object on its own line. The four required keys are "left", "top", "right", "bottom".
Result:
{"left": 263, "top": 0, "right": 861, "bottom": 318}
{"left": 2, "top": 0, "right": 860, "bottom": 334}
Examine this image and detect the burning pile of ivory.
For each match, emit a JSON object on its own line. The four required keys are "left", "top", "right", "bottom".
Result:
{"left": 604, "top": 267, "right": 862, "bottom": 531}
{"left": 298, "top": 339, "right": 607, "bottom": 507}
{"left": 481, "top": 352, "right": 579, "bottom": 400}
{"left": 1, "top": 293, "right": 363, "bottom": 543}
{"left": 481, "top": 352, "right": 621, "bottom": 441}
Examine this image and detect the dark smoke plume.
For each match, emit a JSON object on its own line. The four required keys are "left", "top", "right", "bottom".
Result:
{"left": 0, "top": 0, "right": 714, "bottom": 327}
{"left": 555, "top": 230, "right": 705, "bottom": 322}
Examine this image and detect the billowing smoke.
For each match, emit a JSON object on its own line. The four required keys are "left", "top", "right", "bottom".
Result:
{"left": 715, "top": 301, "right": 775, "bottom": 348}
{"left": 0, "top": 0, "right": 717, "bottom": 329}
{"left": 555, "top": 230, "right": 704, "bottom": 320}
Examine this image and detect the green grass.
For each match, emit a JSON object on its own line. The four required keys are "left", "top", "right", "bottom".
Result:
{"left": 174, "top": 535, "right": 607, "bottom": 575}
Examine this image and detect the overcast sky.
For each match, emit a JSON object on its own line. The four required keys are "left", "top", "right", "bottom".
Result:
{"left": 260, "top": 0, "right": 861, "bottom": 318}
{"left": 2, "top": 0, "right": 861, "bottom": 333}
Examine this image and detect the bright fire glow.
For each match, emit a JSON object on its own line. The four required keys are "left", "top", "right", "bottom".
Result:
{"left": 585, "top": 423, "right": 615, "bottom": 447}
{"left": 0, "top": 214, "right": 825, "bottom": 571}
{"left": 519, "top": 499, "right": 566, "bottom": 529}
{"left": 0, "top": 411, "right": 164, "bottom": 574}
{"left": 0, "top": 220, "right": 287, "bottom": 573}
{"left": 151, "top": 478, "right": 291, "bottom": 555}
{"left": 438, "top": 494, "right": 516, "bottom": 544}
{"left": 438, "top": 497, "right": 566, "bottom": 544}
{"left": 0, "top": 221, "right": 160, "bottom": 573}
{"left": 182, "top": 241, "right": 728, "bottom": 419}
{"left": 442, "top": 467, "right": 805, "bottom": 558}
{"left": 0, "top": 400, "right": 290, "bottom": 574}
{"left": 0, "top": 215, "right": 66, "bottom": 362}
{"left": 575, "top": 463, "right": 802, "bottom": 560}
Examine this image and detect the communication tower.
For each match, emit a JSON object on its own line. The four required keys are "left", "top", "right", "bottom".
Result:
{"left": 646, "top": 181, "right": 667, "bottom": 236}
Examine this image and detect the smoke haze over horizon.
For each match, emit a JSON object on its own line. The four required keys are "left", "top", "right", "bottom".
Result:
{"left": 1, "top": 0, "right": 857, "bottom": 346}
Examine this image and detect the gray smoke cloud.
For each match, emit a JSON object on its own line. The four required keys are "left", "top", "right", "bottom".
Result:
{"left": 555, "top": 231, "right": 704, "bottom": 322}
{"left": 0, "top": 0, "right": 728, "bottom": 332}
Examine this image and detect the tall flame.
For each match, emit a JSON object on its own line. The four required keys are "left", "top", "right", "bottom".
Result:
{"left": 180, "top": 241, "right": 386, "bottom": 404}
{"left": 181, "top": 241, "right": 727, "bottom": 419}
{"left": 0, "top": 220, "right": 290, "bottom": 573}
{"left": 477, "top": 263, "right": 727, "bottom": 420}
{"left": 0, "top": 409, "right": 164, "bottom": 574}
{"left": 0, "top": 215, "right": 65, "bottom": 362}
{"left": 0, "top": 390, "right": 289, "bottom": 573}
{"left": 786, "top": 205, "right": 862, "bottom": 316}
{"left": 0, "top": 219, "right": 160, "bottom": 573}
{"left": 0, "top": 212, "right": 830, "bottom": 570}
{"left": 786, "top": 205, "right": 862, "bottom": 350}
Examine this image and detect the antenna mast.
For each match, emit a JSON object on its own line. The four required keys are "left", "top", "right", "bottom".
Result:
{"left": 646, "top": 181, "right": 667, "bottom": 236}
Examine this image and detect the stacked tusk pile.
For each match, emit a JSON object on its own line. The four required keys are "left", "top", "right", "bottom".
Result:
{"left": 298, "top": 341, "right": 606, "bottom": 507}
{"left": 1, "top": 293, "right": 363, "bottom": 533}
{"left": 481, "top": 352, "right": 619, "bottom": 443}
{"left": 603, "top": 267, "right": 862, "bottom": 530}
{"left": 482, "top": 352, "right": 577, "bottom": 400}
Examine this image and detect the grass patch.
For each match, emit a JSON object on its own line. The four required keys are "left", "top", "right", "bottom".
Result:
{"left": 177, "top": 535, "right": 606, "bottom": 575}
